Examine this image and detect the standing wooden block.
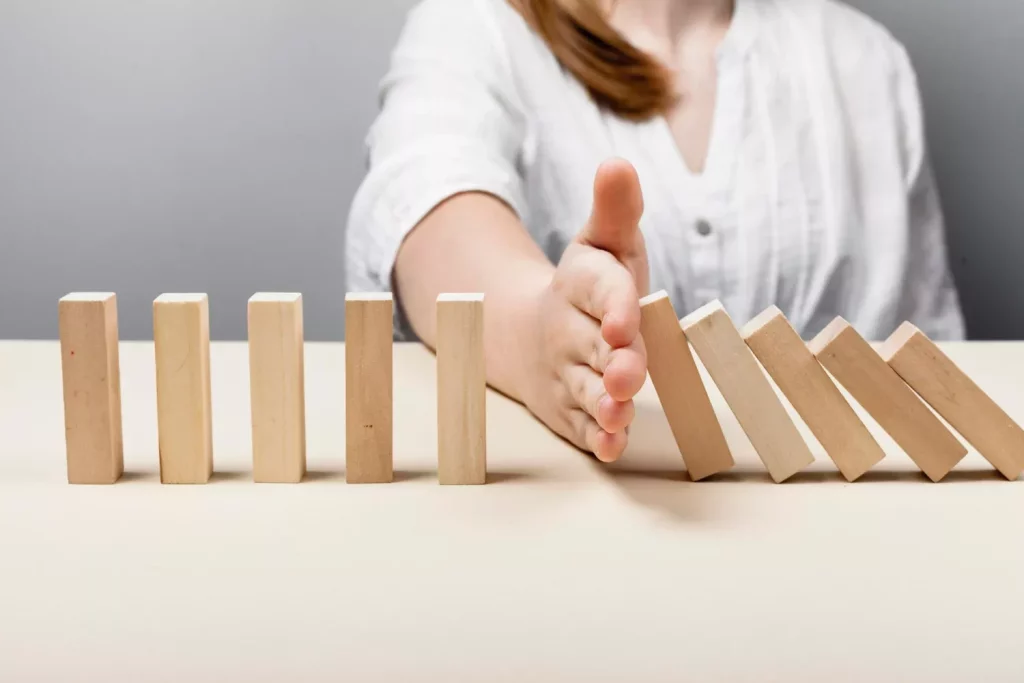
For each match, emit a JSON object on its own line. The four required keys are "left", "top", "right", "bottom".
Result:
{"left": 639, "top": 291, "right": 734, "bottom": 480}
{"left": 809, "top": 318, "right": 966, "bottom": 482}
{"left": 248, "top": 293, "right": 306, "bottom": 483}
{"left": 680, "top": 301, "right": 814, "bottom": 483}
{"left": 742, "top": 306, "right": 885, "bottom": 481}
{"left": 345, "top": 293, "right": 393, "bottom": 484}
{"left": 154, "top": 294, "right": 213, "bottom": 484}
{"left": 58, "top": 293, "right": 124, "bottom": 484}
{"left": 881, "top": 323, "right": 1024, "bottom": 480}
{"left": 436, "top": 294, "right": 486, "bottom": 485}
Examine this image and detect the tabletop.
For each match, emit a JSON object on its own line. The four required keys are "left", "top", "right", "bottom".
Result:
{"left": 1, "top": 340, "right": 1022, "bottom": 682}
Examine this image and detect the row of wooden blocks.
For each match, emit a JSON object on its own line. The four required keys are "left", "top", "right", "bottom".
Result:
{"left": 58, "top": 292, "right": 486, "bottom": 485}
{"left": 642, "top": 291, "right": 1024, "bottom": 482}
{"left": 59, "top": 289, "right": 1024, "bottom": 486}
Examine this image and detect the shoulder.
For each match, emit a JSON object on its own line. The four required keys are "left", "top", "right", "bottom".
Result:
{"left": 769, "top": 0, "right": 913, "bottom": 73}
{"left": 395, "top": 0, "right": 529, "bottom": 60}
{"left": 760, "top": 0, "right": 921, "bottom": 122}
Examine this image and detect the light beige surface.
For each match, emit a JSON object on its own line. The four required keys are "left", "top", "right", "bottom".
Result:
{"left": 639, "top": 291, "right": 733, "bottom": 480}
{"left": 248, "top": 293, "right": 306, "bottom": 483}
{"left": 1, "top": 340, "right": 1023, "bottom": 682}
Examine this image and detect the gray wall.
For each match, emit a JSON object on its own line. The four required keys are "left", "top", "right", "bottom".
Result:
{"left": 0, "top": 0, "right": 415, "bottom": 341}
{"left": 850, "top": 0, "right": 1024, "bottom": 339}
{"left": 1, "top": 0, "right": 1021, "bottom": 340}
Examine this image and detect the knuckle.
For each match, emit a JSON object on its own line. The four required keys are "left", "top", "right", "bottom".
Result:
{"left": 549, "top": 269, "right": 571, "bottom": 299}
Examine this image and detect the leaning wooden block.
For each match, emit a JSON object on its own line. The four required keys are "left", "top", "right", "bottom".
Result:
{"left": 58, "top": 293, "right": 124, "bottom": 484}
{"left": 881, "top": 322, "right": 1024, "bottom": 480}
{"left": 248, "top": 293, "right": 306, "bottom": 483}
{"left": 809, "top": 318, "right": 966, "bottom": 482}
{"left": 436, "top": 294, "right": 486, "bottom": 485}
{"left": 742, "top": 306, "right": 885, "bottom": 481}
{"left": 639, "top": 291, "right": 733, "bottom": 480}
{"left": 680, "top": 301, "right": 814, "bottom": 483}
{"left": 345, "top": 293, "right": 394, "bottom": 484}
{"left": 154, "top": 294, "right": 213, "bottom": 484}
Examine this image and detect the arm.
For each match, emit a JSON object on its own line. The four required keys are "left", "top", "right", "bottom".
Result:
{"left": 394, "top": 191, "right": 553, "bottom": 403}
{"left": 347, "top": 0, "right": 647, "bottom": 461}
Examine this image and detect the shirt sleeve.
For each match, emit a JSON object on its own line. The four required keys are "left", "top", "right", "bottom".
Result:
{"left": 891, "top": 42, "right": 967, "bottom": 341}
{"left": 345, "top": 0, "right": 528, "bottom": 318}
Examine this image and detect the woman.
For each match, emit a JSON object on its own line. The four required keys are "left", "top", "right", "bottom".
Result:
{"left": 346, "top": 0, "right": 964, "bottom": 463}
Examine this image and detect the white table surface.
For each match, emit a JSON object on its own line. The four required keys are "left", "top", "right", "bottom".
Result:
{"left": 1, "top": 340, "right": 1022, "bottom": 682}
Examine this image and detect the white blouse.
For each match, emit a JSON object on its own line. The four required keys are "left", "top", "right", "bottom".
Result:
{"left": 346, "top": 0, "right": 965, "bottom": 341}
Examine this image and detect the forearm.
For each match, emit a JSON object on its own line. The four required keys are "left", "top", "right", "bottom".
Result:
{"left": 394, "top": 192, "right": 554, "bottom": 401}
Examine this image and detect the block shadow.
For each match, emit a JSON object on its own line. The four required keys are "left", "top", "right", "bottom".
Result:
{"left": 302, "top": 469, "right": 535, "bottom": 484}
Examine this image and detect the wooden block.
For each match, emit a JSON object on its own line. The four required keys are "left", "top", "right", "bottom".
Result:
{"left": 639, "top": 291, "right": 734, "bottom": 480}
{"left": 154, "top": 294, "right": 213, "bottom": 484}
{"left": 809, "top": 318, "right": 966, "bottom": 482}
{"left": 436, "top": 294, "right": 486, "bottom": 485}
{"left": 881, "top": 323, "right": 1024, "bottom": 480}
{"left": 345, "top": 293, "right": 394, "bottom": 484}
{"left": 680, "top": 301, "right": 814, "bottom": 483}
{"left": 742, "top": 307, "right": 885, "bottom": 481}
{"left": 58, "top": 293, "right": 124, "bottom": 484}
{"left": 248, "top": 293, "right": 306, "bottom": 483}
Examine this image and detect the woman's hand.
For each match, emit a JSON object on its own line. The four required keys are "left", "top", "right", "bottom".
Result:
{"left": 518, "top": 159, "right": 650, "bottom": 462}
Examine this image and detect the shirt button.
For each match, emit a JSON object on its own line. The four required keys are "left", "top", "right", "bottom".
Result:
{"left": 696, "top": 219, "right": 713, "bottom": 237}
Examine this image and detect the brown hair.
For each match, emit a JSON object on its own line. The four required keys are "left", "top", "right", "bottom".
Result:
{"left": 512, "top": 0, "right": 675, "bottom": 121}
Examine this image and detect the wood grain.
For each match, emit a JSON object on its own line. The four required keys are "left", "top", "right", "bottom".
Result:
{"left": 248, "top": 293, "right": 306, "bottom": 483}
{"left": 639, "top": 291, "right": 734, "bottom": 480}
{"left": 742, "top": 306, "right": 884, "bottom": 481}
{"left": 58, "top": 293, "right": 124, "bottom": 484}
{"left": 436, "top": 294, "right": 486, "bottom": 485}
{"left": 345, "top": 293, "right": 394, "bottom": 484}
{"left": 154, "top": 293, "right": 213, "bottom": 484}
{"left": 881, "top": 322, "right": 1024, "bottom": 480}
{"left": 809, "top": 318, "right": 966, "bottom": 482}
{"left": 680, "top": 301, "right": 814, "bottom": 483}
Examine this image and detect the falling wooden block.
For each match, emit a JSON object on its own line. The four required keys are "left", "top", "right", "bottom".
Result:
{"left": 58, "top": 293, "right": 124, "bottom": 484}
{"left": 680, "top": 301, "right": 814, "bottom": 483}
{"left": 345, "top": 293, "right": 394, "bottom": 484}
{"left": 742, "top": 306, "right": 885, "bottom": 481}
{"left": 436, "top": 294, "right": 486, "bottom": 485}
{"left": 881, "top": 323, "right": 1024, "bottom": 480}
{"left": 154, "top": 294, "right": 213, "bottom": 484}
{"left": 248, "top": 293, "right": 306, "bottom": 483}
{"left": 809, "top": 318, "right": 966, "bottom": 482}
{"left": 639, "top": 291, "right": 734, "bottom": 480}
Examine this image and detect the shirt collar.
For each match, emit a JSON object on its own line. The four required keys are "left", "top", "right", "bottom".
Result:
{"left": 717, "top": 0, "right": 759, "bottom": 62}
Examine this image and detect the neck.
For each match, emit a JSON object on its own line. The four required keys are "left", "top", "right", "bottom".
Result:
{"left": 609, "top": 0, "right": 735, "bottom": 40}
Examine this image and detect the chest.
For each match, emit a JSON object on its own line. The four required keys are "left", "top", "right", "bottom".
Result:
{"left": 662, "top": 40, "right": 725, "bottom": 175}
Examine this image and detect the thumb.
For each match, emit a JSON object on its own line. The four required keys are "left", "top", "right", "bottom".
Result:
{"left": 577, "top": 158, "right": 645, "bottom": 260}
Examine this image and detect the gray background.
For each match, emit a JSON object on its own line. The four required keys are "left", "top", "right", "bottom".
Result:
{"left": 1, "top": 0, "right": 1021, "bottom": 340}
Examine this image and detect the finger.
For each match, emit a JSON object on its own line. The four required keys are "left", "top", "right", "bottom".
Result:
{"left": 603, "top": 337, "right": 647, "bottom": 403}
{"left": 561, "top": 308, "right": 647, "bottom": 403}
{"left": 563, "top": 363, "right": 634, "bottom": 434}
{"left": 577, "top": 158, "right": 645, "bottom": 261}
{"left": 556, "top": 247, "right": 640, "bottom": 348}
{"left": 567, "top": 409, "right": 629, "bottom": 463}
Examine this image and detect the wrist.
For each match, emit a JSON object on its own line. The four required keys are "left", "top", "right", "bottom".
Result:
{"left": 500, "top": 264, "right": 553, "bottom": 404}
